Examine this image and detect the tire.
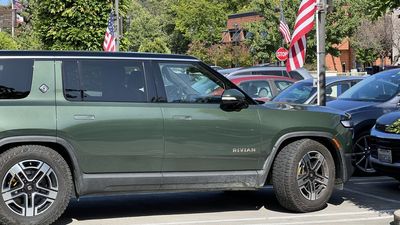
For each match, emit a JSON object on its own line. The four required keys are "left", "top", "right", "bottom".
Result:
{"left": 353, "top": 131, "right": 376, "bottom": 174}
{"left": 0, "top": 145, "right": 73, "bottom": 225}
{"left": 272, "top": 139, "right": 335, "bottom": 212}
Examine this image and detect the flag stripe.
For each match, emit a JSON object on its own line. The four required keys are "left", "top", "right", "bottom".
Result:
{"left": 103, "top": 11, "right": 116, "bottom": 52}
{"left": 286, "top": 0, "right": 317, "bottom": 72}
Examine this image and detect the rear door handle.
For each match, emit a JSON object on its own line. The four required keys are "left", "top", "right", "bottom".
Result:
{"left": 73, "top": 114, "right": 96, "bottom": 120}
{"left": 172, "top": 115, "right": 192, "bottom": 121}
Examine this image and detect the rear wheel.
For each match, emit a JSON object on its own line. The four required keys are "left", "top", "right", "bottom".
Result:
{"left": 0, "top": 145, "right": 73, "bottom": 225}
{"left": 272, "top": 139, "right": 335, "bottom": 212}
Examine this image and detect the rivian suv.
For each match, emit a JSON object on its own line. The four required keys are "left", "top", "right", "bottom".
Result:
{"left": 0, "top": 51, "right": 353, "bottom": 225}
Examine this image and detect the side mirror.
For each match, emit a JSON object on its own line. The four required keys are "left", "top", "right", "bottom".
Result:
{"left": 220, "top": 89, "right": 249, "bottom": 112}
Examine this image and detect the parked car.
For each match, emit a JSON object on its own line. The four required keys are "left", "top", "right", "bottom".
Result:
{"left": 229, "top": 75, "right": 295, "bottom": 102}
{"left": 370, "top": 112, "right": 400, "bottom": 181}
{"left": 0, "top": 51, "right": 353, "bottom": 225}
{"left": 327, "top": 69, "right": 400, "bottom": 174}
{"left": 272, "top": 76, "right": 364, "bottom": 104}
{"left": 210, "top": 65, "right": 224, "bottom": 71}
{"left": 226, "top": 66, "right": 313, "bottom": 80}
{"left": 217, "top": 67, "right": 242, "bottom": 76}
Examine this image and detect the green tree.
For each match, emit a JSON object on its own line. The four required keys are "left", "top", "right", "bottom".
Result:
{"left": 173, "top": 0, "right": 227, "bottom": 43}
{"left": 0, "top": 32, "right": 19, "bottom": 50}
{"left": 368, "top": 0, "right": 400, "bottom": 18}
{"left": 138, "top": 37, "right": 171, "bottom": 53}
{"left": 32, "top": 0, "right": 127, "bottom": 50}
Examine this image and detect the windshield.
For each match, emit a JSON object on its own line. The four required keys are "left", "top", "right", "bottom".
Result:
{"left": 339, "top": 70, "right": 400, "bottom": 102}
{"left": 272, "top": 81, "right": 315, "bottom": 104}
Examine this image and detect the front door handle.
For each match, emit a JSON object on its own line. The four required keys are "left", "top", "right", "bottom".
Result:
{"left": 73, "top": 114, "right": 96, "bottom": 121}
{"left": 172, "top": 115, "right": 192, "bottom": 121}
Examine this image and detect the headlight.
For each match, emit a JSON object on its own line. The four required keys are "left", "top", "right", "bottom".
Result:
{"left": 340, "top": 113, "right": 353, "bottom": 128}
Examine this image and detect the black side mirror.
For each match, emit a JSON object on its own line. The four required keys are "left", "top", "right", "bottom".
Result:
{"left": 220, "top": 89, "right": 249, "bottom": 112}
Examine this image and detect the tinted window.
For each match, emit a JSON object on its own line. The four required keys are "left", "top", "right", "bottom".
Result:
{"left": 239, "top": 81, "right": 272, "bottom": 99}
{"left": 339, "top": 70, "right": 400, "bottom": 102}
{"left": 275, "top": 80, "right": 293, "bottom": 92}
{"left": 273, "top": 82, "right": 315, "bottom": 104}
{"left": 159, "top": 62, "right": 225, "bottom": 103}
{"left": 289, "top": 71, "right": 303, "bottom": 80}
{"left": 0, "top": 59, "right": 33, "bottom": 99}
{"left": 326, "top": 82, "right": 350, "bottom": 101}
{"left": 62, "top": 60, "right": 147, "bottom": 102}
{"left": 252, "top": 70, "right": 283, "bottom": 76}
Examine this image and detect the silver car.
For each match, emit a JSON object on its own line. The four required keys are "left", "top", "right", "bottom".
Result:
{"left": 227, "top": 66, "right": 313, "bottom": 80}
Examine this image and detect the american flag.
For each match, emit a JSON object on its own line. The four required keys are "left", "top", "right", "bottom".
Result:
{"left": 103, "top": 11, "right": 116, "bottom": 52}
{"left": 12, "top": 0, "right": 23, "bottom": 10}
{"left": 286, "top": 0, "right": 317, "bottom": 72}
{"left": 279, "top": 10, "right": 291, "bottom": 44}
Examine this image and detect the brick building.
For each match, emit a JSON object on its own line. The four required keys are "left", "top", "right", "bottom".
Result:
{"left": 0, "top": 6, "right": 12, "bottom": 31}
{"left": 222, "top": 12, "right": 264, "bottom": 43}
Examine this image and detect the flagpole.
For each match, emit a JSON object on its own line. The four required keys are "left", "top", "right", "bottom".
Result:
{"left": 280, "top": 0, "right": 285, "bottom": 67}
{"left": 317, "top": 0, "right": 326, "bottom": 106}
{"left": 115, "top": 0, "right": 119, "bottom": 51}
{"left": 11, "top": 2, "right": 15, "bottom": 37}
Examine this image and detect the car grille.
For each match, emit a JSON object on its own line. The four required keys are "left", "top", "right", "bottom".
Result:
{"left": 370, "top": 137, "right": 400, "bottom": 163}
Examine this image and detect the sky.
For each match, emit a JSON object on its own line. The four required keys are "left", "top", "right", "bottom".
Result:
{"left": 0, "top": 0, "right": 9, "bottom": 6}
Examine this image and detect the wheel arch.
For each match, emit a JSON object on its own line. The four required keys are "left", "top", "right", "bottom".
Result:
{"left": 0, "top": 136, "right": 83, "bottom": 197}
{"left": 259, "top": 132, "right": 348, "bottom": 188}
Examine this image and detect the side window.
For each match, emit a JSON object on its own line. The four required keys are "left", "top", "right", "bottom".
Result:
{"left": 62, "top": 60, "right": 147, "bottom": 102}
{"left": 326, "top": 82, "right": 350, "bottom": 101}
{"left": 289, "top": 71, "right": 304, "bottom": 80}
{"left": 275, "top": 80, "right": 293, "bottom": 92}
{"left": 253, "top": 70, "right": 282, "bottom": 76}
{"left": 239, "top": 81, "right": 272, "bottom": 99}
{"left": 159, "top": 62, "right": 225, "bottom": 103}
{"left": 0, "top": 59, "right": 33, "bottom": 99}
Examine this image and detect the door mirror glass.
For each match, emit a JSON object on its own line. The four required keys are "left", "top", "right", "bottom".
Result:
{"left": 220, "top": 89, "right": 248, "bottom": 112}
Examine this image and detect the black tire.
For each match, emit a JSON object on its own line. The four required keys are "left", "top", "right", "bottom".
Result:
{"left": 353, "top": 131, "right": 376, "bottom": 175}
{"left": 0, "top": 145, "right": 73, "bottom": 225}
{"left": 272, "top": 139, "right": 335, "bottom": 212}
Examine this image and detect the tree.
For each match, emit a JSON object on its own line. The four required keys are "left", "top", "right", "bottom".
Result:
{"left": 0, "top": 32, "right": 19, "bottom": 50}
{"left": 353, "top": 16, "right": 393, "bottom": 68}
{"left": 138, "top": 38, "right": 171, "bottom": 53}
{"left": 32, "top": 0, "right": 128, "bottom": 50}
{"left": 173, "top": 0, "right": 227, "bottom": 44}
{"left": 368, "top": 0, "right": 400, "bottom": 18}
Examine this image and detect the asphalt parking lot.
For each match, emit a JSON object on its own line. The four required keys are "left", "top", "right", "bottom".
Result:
{"left": 54, "top": 176, "right": 399, "bottom": 225}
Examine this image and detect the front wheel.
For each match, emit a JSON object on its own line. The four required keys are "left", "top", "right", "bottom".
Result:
{"left": 0, "top": 145, "right": 73, "bottom": 225}
{"left": 272, "top": 139, "right": 335, "bottom": 212}
{"left": 353, "top": 133, "right": 376, "bottom": 174}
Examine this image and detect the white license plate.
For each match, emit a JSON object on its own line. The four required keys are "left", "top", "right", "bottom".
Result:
{"left": 378, "top": 149, "right": 392, "bottom": 164}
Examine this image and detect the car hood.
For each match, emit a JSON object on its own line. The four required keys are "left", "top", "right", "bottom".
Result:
{"left": 261, "top": 101, "right": 348, "bottom": 117}
{"left": 326, "top": 99, "right": 377, "bottom": 113}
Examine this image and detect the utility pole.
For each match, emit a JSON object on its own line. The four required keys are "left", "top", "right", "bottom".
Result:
{"left": 316, "top": 0, "right": 327, "bottom": 106}
{"left": 280, "top": 0, "right": 285, "bottom": 67}
{"left": 115, "top": 0, "right": 120, "bottom": 51}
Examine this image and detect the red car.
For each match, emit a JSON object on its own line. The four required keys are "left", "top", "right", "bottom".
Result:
{"left": 229, "top": 75, "right": 296, "bottom": 102}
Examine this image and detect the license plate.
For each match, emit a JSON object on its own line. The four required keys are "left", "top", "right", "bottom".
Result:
{"left": 378, "top": 149, "right": 392, "bottom": 164}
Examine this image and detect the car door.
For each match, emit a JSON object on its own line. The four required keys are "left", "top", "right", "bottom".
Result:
{"left": 153, "top": 61, "right": 263, "bottom": 173}
{"left": 55, "top": 59, "right": 164, "bottom": 177}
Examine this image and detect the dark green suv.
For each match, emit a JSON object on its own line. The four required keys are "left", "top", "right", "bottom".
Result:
{"left": 0, "top": 51, "right": 353, "bottom": 225}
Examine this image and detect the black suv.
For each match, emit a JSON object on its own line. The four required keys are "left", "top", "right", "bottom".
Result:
{"left": 370, "top": 112, "right": 400, "bottom": 181}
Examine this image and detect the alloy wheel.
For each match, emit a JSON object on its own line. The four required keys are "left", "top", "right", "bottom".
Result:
{"left": 297, "top": 151, "right": 330, "bottom": 201}
{"left": 1, "top": 160, "right": 58, "bottom": 217}
{"left": 353, "top": 135, "right": 376, "bottom": 173}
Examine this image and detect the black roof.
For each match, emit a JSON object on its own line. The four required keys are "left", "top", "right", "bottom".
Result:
{"left": 0, "top": 50, "right": 198, "bottom": 60}
{"left": 228, "top": 12, "right": 262, "bottom": 19}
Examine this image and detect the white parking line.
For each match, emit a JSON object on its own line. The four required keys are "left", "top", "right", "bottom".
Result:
{"left": 250, "top": 216, "right": 393, "bottom": 225}
{"left": 139, "top": 217, "right": 267, "bottom": 225}
{"left": 344, "top": 188, "right": 400, "bottom": 204}
{"left": 349, "top": 177, "right": 393, "bottom": 182}
{"left": 354, "top": 181, "right": 399, "bottom": 185}
{"left": 267, "top": 209, "right": 395, "bottom": 220}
